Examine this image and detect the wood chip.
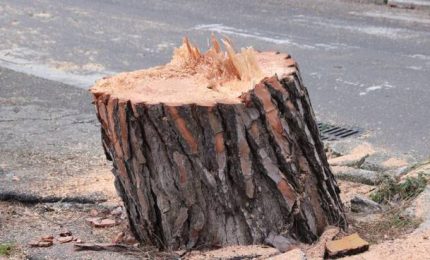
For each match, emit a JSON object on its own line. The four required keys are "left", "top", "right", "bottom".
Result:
{"left": 58, "top": 236, "right": 74, "bottom": 243}
{"left": 86, "top": 217, "right": 118, "bottom": 228}
{"left": 97, "top": 218, "right": 117, "bottom": 227}
{"left": 112, "top": 232, "right": 125, "bottom": 244}
{"left": 29, "top": 240, "right": 53, "bottom": 247}
{"left": 326, "top": 233, "right": 369, "bottom": 258}
{"left": 41, "top": 235, "right": 54, "bottom": 242}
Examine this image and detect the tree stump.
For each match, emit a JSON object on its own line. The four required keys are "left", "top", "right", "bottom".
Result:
{"left": 91, "top": 37, "right": 346, "bottom": 250}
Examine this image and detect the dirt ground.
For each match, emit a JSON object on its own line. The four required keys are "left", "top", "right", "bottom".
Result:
{"left": 2, "top": 176, "right": 429, "bottom": 259}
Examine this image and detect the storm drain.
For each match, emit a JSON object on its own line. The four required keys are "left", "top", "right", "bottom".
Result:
{"left": 318, "top": 122, "right": 361, "bottom": 141}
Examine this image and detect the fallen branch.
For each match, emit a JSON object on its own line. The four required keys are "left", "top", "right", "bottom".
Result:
{"left": 0, "top": 191, "right": 106, "bottom": 204}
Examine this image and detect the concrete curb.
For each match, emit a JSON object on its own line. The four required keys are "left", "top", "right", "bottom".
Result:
{"left": 387, "top": 0, "right": 430, "bottom": 10}
{"left": 343, "top": 0, "right": 430, "bottom": 10}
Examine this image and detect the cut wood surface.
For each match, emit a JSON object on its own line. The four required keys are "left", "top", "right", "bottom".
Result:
{"left": 91, "top": 37, "right": 347, "bottom": 250}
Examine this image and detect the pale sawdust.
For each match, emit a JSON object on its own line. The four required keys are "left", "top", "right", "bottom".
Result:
{"left": 381, "top": 157, "right": 408, "bottom": 169}
{"left": 401, "top": 161, "right": 430, "bottom": 181}
{"left": 304, "top": 227, "right": 340, "bottom": 259}
{"left": 342, "top": 229, "right": 430, "bottom": 260}
{"left": 0, "top": 164, "right": 131, "bottom": 259}
{"left": 186, "top": 245, "right": 279, "bottom": 259}
{"left": 266, "top": 248, "right": 305, "bottom": 260}
{"left": 1, "top": 137, "right": 427, "bottom": 259}
{"left": 91, "top": 37, "right": 296, "bottom": 105}
{"left": 42, "top": 167, "right": 118, "bottom": 200}
{"left": 9, "top": 164, "right": 118, "bottom": 201}
{"left": 2, "top": 169, "right": 428, "bottom": 259}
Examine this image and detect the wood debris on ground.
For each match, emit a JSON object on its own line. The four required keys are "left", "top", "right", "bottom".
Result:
{"left": 57, "top": 236, "right": 74, "bottom": 244}
{"left": 85, "top": 217, "right": 118, "bottom": 228}
{"left": 29, "top": 235, "right": 54, "bottom": 247}
{"left": 325, "top": 233, "right": 369, "bottom": 258}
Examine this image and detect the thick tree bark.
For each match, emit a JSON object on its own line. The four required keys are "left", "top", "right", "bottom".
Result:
{"left": 91, "top": 40, "right": 346, "bottom": 250}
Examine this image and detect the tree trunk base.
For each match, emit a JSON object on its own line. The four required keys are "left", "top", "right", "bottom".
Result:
{"left": 91, "top": 38, "right": 347, "bottom": 250}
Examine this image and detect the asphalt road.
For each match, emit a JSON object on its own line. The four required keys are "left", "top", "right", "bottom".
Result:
{"left": 0, "top": 0, "right": 429, "bottom": 158}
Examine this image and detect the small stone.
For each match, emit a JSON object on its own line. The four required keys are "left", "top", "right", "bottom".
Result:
{"left": 265, "top": 232, "right": 297, "bottom": 253}
{"left": 110, "top": 206, "right": 123, "bottom": 216}
{"left": 326, "top": 233, "right": 369, "bottom": 258}
{"left": 57, "top": 236, "right": 74, "bottom": 243}
{"left": 351, "top": 195, "right": 382, "bottom": 213}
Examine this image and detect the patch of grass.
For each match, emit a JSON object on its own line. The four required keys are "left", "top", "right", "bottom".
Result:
{"left": 370, "top": 174, "right": 427, "bottom": 204}
{"left": 351, "top": 210, "right": 421, "bottom": 244}
{"left": 352, "top": 174, "right": 427, "bottom": 243}
{"left": 0, "top": 243, "right": 13, "bottom": 256}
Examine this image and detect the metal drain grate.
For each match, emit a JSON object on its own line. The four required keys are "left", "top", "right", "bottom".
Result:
{"left": 318, "top": 123, "right": 361, "bottom": 141}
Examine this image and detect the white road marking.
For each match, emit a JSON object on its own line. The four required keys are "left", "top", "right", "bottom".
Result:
{"left": 193, "top": 24, "right": 355, "bottom": 50}
{"left": 359, "top": 82, "right": 395, "bottom": 96}
{"left": 293, "top": 15, "right": 420, "bottom": 40}
{"left": 194, "top": 24, "right": 295, "bottom": 45}
{"left": 349, "top": 11, "right": 430, "bottom": 25}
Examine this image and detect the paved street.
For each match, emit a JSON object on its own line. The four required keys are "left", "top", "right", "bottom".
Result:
{"left": 0, "top": 0, "right": 429, "bottom": 158}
